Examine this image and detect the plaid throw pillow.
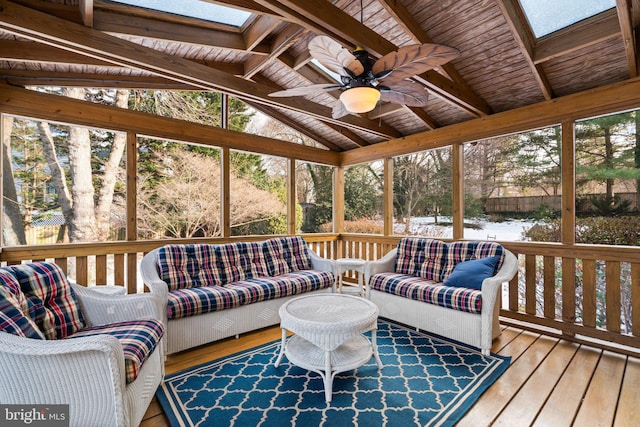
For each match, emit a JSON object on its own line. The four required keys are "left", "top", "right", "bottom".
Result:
{"left": 263, "top": 237, "right": 311, "bottom": 276}
{"left": 0, "top": 269, "right": 45, "bottom": 339}
{"left": 394, "top": 238, "right": 448, "bottom": 281}
{"left": 11, "top": 262, "right": 86, "bottom": 340}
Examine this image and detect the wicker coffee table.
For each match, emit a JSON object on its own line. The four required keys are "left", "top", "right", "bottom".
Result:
{"left": 274, "top": 293, "right": 383, "bottom": 402}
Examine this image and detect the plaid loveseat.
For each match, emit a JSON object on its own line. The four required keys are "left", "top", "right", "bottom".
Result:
{"left": 366, "top": 238, "right": 518, "bottom": 355}
{"left": 140, "top": 236, "right": 335, "bottom": 354}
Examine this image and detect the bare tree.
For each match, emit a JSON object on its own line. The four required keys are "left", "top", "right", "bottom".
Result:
{"left": 2, "top": 116, "right": 26, "bottom": 245}
{"left": 137, "top": 149, "right": 285, "bottom": 238}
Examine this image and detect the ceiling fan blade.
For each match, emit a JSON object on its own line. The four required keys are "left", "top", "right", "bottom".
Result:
{"left": 380, "top": 81, "right": 429, "bottom": 107}
{"left": 332, "top": 100, "right": 351, "bottom": 119}
{"left": 373, "top": 43, "right": 460, "bottom": 82}
{"left": 269, "top": 83, "right": 341, "bottom": 97}
{"left": 308, "top": 35, "right": 363, "bottom": 76}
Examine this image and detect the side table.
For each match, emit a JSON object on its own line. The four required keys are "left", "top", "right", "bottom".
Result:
{"left": 334, "top": 258, "right": 367, "bottom": 297}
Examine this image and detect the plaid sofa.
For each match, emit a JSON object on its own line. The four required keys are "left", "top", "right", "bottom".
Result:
{"left": 141, "top": 236, "right": 335, "bottom": 353}
{"left": 366, "top": 238, "right": 517, "bottom": 355}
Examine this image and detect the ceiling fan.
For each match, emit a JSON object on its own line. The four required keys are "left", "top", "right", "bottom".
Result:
{"left": 269, "top": 35, "right": 460, "bottom": 119}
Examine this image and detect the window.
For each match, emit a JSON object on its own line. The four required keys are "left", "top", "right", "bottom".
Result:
{"left": 3, "top": 115, "right": 127, "bottom": 246}
{"left": 344, "top": 162, "right": 383, "bottom": 234}
{"left": 296, "top": 161, "right": 333, "bottom": 233}
{"left": 464, "top": 126, "right": 562, "bottom": 242}
{"left": 393, "top": 148, "right": 453, "bottom": 238}
{"left": 108, "top": 0, "right": 252, "bottom": 27}
{"left": 575, "top": 109, "right": 640, "bottom": 246}
{"left": 137, "top": 137, "right": 221, "bottom": 239}
{"left": 519, "top": 0, "right": 615, "bottom": 38}
{"left": 229, "top": 151, "right": 287, "bottom": 236}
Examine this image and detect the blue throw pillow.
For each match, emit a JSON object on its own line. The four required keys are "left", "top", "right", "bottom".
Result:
{"left": 443, "top": 256, "right": 500, "bottom": 290}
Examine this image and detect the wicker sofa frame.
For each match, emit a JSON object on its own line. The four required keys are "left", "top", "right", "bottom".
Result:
{"left": 365, "top": 240, "right": 518, "bottom": 355}
{"left": 140, "top": 238, "right": 334, "bottom": 354}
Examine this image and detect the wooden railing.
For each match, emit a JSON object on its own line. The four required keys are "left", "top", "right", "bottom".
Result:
{"left": 2, "top": 233, "right": 639, "bottom": 355}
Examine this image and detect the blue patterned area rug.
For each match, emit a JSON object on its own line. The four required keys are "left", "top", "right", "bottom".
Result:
{"left": 157, "top": 320, "right": 510, "bottom": 427}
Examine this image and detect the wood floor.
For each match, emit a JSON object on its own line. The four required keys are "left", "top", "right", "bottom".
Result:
{"left": 141, "top": 322, "right": 640, "bottom": 427}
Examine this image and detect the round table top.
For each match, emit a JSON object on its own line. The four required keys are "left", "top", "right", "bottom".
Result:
{"left": 279, "top": 293, "right": 379, "bottom": 351}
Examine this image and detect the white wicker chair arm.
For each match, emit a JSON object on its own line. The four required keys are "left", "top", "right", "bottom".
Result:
{"left": 0, "top": 332, "right": 128, "bottom": 425}
{"left": 140, "top": 248, "right": 169, "bottom": 298}
{"left": 365, "top": 249, "right": 397, "bottom": 277}
{"left": 308, "top": 248, "right": 334, "bottom": 272}
{"left": 480, "top": 250, "right": 518, "bottom": 303}
{"left": 72, "top": 283, "right": 163, "bottom": 327}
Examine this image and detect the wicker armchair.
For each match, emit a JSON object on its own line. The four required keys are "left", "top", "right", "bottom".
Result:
{"left": 0, "top": 277, "right": 165, "bottom": 427}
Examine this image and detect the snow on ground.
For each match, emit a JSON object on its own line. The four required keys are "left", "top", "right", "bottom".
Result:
{"left": 395, "top": 217, "right": 536, "bottom": 241}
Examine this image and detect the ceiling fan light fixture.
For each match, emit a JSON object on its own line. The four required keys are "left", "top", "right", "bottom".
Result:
{"left": 339, "top": 87, "right": 380, "bottom": 113}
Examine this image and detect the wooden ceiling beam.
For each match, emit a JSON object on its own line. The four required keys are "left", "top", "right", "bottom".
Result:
{"left": 616, "top": 0, "right": 638, "bottom": 77}
{"left": 377, "top": 0, "right": 484, "bottom": 107}
{"left": 253, "top": 0, "right": 491, "bottom": 117}
{"left": 496, "top": 0, "right": 554, "bottom": 100}
{"left": 534, "top": 10, "right": 621, "bottom": 64}
{"left": 0, "top": 69, "right": 204, "bottom": 89}
{"left": 93, "top": 10, "right": 270, "bottom": 54}
{"left": 202, "top": 0, "right": 284, "bottom": 19}
{"left": 0, "top": 40, "right": 246, "bottom": 75}
{"left": 79, "top": 0, "right": 93, "bottom": 27}
{"left": 340, "top": 77, "right": 640, "bottom": 166}
{"left": 0, "top": 0, "right": 400, "bottom": 140}
{"left": 243, "top": 15, "right": 280, "bottom": 51}
{"left": 243, "top": 23, "right": 304, "bottom": 78}
{"left": 0, "top": 83, "right": 340, "bottom": 165}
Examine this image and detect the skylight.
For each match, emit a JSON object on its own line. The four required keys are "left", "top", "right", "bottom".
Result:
{"left": 519, "top": 0, "right": 616, "bottom": 38}
{"left": 109, "top": 0, "right": 252, "bottom": 27}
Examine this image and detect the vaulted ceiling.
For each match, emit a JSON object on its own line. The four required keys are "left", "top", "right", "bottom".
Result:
{"left": 0, "top": 0, "right": 638, "bottom": 152}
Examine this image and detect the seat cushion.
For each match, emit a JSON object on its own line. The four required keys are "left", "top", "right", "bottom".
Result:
{"left": 167, "top": 270, "right": 334, "bottom": 319}
{"left": 70, "top": 320, "right": 165, "bottom": 384}
{"left": 10, "top": 262, "right": 86, "bottom": 340}
{"left": 0, "top": 269, "right": 45, "bottom": 339}
{"left": 370, "top": 272, "right": 483, "bottom": 314}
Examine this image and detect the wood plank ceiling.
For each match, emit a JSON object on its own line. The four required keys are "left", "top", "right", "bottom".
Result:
{"left": 0, "top": 0, "right": 637, "bottom": 152}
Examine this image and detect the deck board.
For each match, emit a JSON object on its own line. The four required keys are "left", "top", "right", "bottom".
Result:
{"left": 141, "top": 323, "right": 638, "bottom": 427}
{"left": 492, "top": 340, "right": 579, "bottom": 426}
{"left": 533, "top": 345, "right": 601, "bottom": 427}
{"left": 574, "top": 350, "right": 627, "bottom": 426}
{"left": 615, "top": 356, "right": 640, "bottom": 427}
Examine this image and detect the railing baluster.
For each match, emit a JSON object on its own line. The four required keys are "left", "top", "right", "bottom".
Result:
{"left": 525, "top": 254, "right": 537, "bottom": 315}
{"left": 632, "top": 262, "right": 640, "bottom": 336}
{"left": 582, "top": 259, "right": 597, "bottom": 328}
{"left": 543, "top": 256, "right": 556, "bottom": 318}
{"left": 76, "top": 256, "right": 88, "bottom": 286}
{"left": 96, "top": 254, "right": 107, "bottom": 286}
{"left": 606, "top": 261, "right": 621, "bottom": 333}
